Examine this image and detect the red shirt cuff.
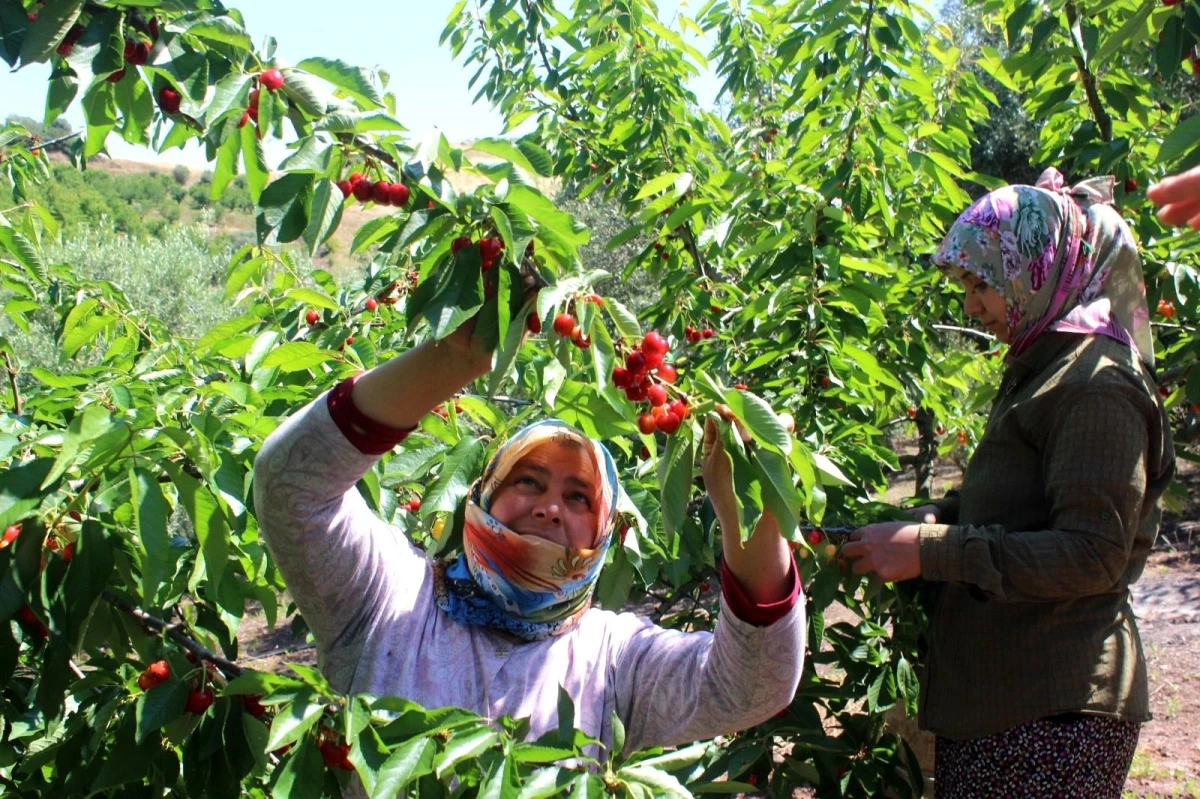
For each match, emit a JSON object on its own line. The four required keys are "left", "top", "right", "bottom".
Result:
{"left": 326, "top": 375, "right": 416, "bottom": 455}
{"left": 720, "top": 556, "right": 800, "bottom": 627}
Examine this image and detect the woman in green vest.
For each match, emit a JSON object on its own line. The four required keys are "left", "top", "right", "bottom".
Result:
{"left": 843, "top": 168, "right": 1174, "bottom": 799}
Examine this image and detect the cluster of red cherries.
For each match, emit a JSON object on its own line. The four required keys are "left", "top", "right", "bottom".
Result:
{"left": 683, "top": 324, "right": 715, "bottom": 343}
{"left": 336, "top": 172, "right": 411, "bottom": 207}
{"left": 611, "top": 332, "right": 689, "bottom": 435}
{"left": 451, "top": 235, "right": 505, "bottom": 271}
{"left": 550, "top": 301, "right": 604, "bottom": 349}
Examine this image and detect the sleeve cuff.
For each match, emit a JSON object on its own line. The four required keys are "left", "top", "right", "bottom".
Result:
{"left": 720, "top": 556, "right": 801, "bottom": 627}
{"left": 919, "top": 523, "right": 963, "bottom": 583}
{"left": 326, "top": 375, "right": 416, "bottom": 455}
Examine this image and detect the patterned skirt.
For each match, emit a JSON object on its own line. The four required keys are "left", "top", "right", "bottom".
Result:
{"left": 934, "top": 714, "right": 1140, "bottom": 799}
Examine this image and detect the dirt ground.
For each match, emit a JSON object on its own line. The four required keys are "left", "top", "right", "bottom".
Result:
{"left": 236, "top": 453, "right": 1200, "bottom": 798}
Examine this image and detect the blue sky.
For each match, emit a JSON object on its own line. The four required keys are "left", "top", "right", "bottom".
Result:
{"left": 1, "top": 0, "right": 717, "bottom": 166}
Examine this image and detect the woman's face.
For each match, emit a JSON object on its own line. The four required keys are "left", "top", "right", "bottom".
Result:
{"left": 489, "top": 439, "right": 600, "bottom": 549}
{"left": 956, "top": 270, "right": 1011, "bottom": 343}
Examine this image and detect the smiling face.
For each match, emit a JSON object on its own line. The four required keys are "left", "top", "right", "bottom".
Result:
{"left": 955, "top": 269, "right": 1012, "bottom": 343}
{"left": 488, "top": 438, "right": 601, "bottom": 549}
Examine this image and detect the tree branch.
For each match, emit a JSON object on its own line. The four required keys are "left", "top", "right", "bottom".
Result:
{"left": 3, "top": 351, "right": 21, "bottom": 414}
{"left": 101, "top": 591, "right": 244, "bottom": 677}
{"left": 1064, "top": 0, "right": 1112, "bottom": 142}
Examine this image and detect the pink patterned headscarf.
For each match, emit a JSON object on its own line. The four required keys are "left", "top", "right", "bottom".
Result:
{"left": 932, "top": 168, "right": 1153, "bottom": 366}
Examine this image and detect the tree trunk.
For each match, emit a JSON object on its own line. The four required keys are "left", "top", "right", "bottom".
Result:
{"left": 914, "top": 407, "right": 936, "bottom": 499}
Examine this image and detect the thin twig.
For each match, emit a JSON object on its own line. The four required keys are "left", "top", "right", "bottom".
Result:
{"left": 101, "top": 591, "right": 244, "bottom": 677}
{"left": 3, "top": 351, "right": 21, "bottom": 414}
{"left": 931, "top": 324, "right": 994, "bottom": 341}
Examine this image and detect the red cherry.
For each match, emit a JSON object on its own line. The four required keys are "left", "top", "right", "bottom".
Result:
{"left": 667, "top": 400, "right": 688, "bottom": 419}
{"left": 611, "top": 367, "right": 632, "bottom": 388}
{"left": 651, "top": 405, "right": 669, "bottom": 421}
{"left": 334, "top": 179, "right": 352, "bottom": 198}
{"left": 698, "top": 581, "right": 711, "bottom": 593}
{"left": 248, "top": 88, "right": 261, "bottom": 114}
{"left": 702, "top": 328, "right": 714, "bottom": 339}
{"left": 657, "top": 363, "right": 678, "bottom": 384}
{"left": 640, "top": 445, "right": 651, "bottom": 460}
{"left": 647, "top": 384, "right": 668, "bottom": 406}
{"left": 427, "top": 200, "right": 435, "bottom": 209}
{"left": 821, "top": 376, "right": 832, "bottom": 388}
{"left": 1124, "top": 178, "right": 1138, "bottom": 193}
{"left": 907, "top": 407, "right": 918, "bottom": 418}
{"left": 625, "top": 351, "right": 647, "bottom": 374}
{"left": 571, "top": 328, "right": 590, "bottom": 349}
{"left": 637, "top": 414, "right": 657, "bottom": 435}
{"left": 157, "top": 87, "right": 181, "bottom": 114}
{"left": 319, "top": 739, "right": 354, "bottom": 771}
{"left": 451, "top": 236, "right": 472, "bottom": 255}
{"left": 806, "top": 530, "right": 823, "bottom": 545}
{"left": 344, "top": 336, "right": 354, "bottom": 346}
{"left": 1164, "top": 0, "right": 1178, "bottom": 6}
{"left": 61, "top": 542, "right": 74, "bottom": 562}
{"left": 641, "top": 331, "right": 669, "bottom": 356}
{"left": 408, "top": 498, "right": 421, "bottom": 513}
{"left": 526, "top": 313, "right": 542, "bottom": 334}
{"left": 352, "top": 181, "right": 372, "bottom": 202}
{"left": 259, "top": 68, "right": 285, "bottom": 91}
{"left": 349, "top": 172, "right": 365, "bottom": 185}
{"left": 1, "top": 524, "right": 19, "bottom": 548}
{"left": 734, "top": 383, "right": 748, "bottom": 390}
{"left": 237, "top": 111, "right": 251, "bottom": 128}
{"left": 957, "top": 431, "right": 968, "bottom": 445}
{"left": 642, "top": 349, "right": 664, "bottom": 370}
{"left": 365, "top": 298, "right": 378, "bottom": 312}
{"left": 936, "top": 425, "right": 946, "bottom": 436}
{"left": 371, "top": 181, "right": 392, "bottom": 205}
{"left": 656, "top": 412, "right": 683, "bottom": 435}
{"left": 553, "top": 313, "right": 576, "bottom": 337}
{"left": 389, "top": 183, "right": 410, "bottom": 206}
{"left": 626, "top": 382, "right": 648, "bottom": 402}
{"left": 242, "top": 695, "right": 267, "bottom": 718}
{"left": 305, "top": 310, "right": 319, "bottom": 325}
{"left": 185, "top": 689, "right": 214, "bottom": 714}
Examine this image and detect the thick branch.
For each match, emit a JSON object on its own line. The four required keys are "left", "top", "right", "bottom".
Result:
{"left": 102, "top": 591, "right": 244, "bottom": 677}
{"left": 1064, "top": 0, "right": 1112, "bottom": 142}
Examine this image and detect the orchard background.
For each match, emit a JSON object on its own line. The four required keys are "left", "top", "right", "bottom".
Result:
{"left": 1, "top": 0, "right": 1199, "bottom": 796}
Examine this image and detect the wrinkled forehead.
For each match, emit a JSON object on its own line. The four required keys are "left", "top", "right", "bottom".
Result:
{"left": 513, "top": 437, "right": 600, "bottom": 492}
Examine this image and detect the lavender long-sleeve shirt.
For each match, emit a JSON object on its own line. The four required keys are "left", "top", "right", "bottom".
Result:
{"left": 252, "top": 390, "right": 805, "bottom": 764}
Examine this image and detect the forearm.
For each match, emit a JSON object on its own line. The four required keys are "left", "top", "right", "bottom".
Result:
{"left": 351, "top": 337, "right": 491, "bottom": 429}
{"left": 719, "top": 508, "right": 792, "bottom": 604}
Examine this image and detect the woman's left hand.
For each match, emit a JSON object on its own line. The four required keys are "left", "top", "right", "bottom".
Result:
{"left": 841, "top": 522, "right": 922, "bottom": 582}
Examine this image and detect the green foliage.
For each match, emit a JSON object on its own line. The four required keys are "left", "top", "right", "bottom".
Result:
{"left": 0, "top": 0, "right": 1195, "bottom": 795}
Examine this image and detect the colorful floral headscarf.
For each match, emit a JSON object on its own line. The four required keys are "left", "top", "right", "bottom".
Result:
{"left": 433, "top": 420, "right": 620, "bottom": 641}
{"left": 932, "top": 168, "right": 1153, "bottom": 366}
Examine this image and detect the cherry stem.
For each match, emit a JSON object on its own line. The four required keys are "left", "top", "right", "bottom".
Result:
{"left": 101, "top": 590, "right": 243, "bottom": 677}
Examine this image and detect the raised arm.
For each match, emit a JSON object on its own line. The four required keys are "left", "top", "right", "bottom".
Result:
{"left": 252, "top": 326, "right": 492, "bottom": 686}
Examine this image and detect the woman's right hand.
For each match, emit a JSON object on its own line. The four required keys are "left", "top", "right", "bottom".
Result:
{"left": 909, "top": 504, "right": 939, "bottom": 524}
{"left": 1148, "top": 165, "right": 1200, "bottom": 229}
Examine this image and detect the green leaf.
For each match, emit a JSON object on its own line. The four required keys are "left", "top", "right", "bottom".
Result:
{"left": 1094, "top": 0, "right": 1155, "bottom": 64}
{"left": 605, "top": 298, "right": 642, "bottom": 339}
{"left": 256, "top": 173, "right": 314, "bottom": 246}
{"left": 131, "top": 466, "right": 172, "bottom": 604}
{"left": 136, "top": 678, "right": 189, "bottom": 743}
{"left": 240, "top": 123, "right": 269, "bottom": 204}
{"left": 178, "top": 12, "right": 252, "bottom": 50}
{"left": 259, "top": 342, "right": 334, "bottom": 373}
{"left": 722, "top": 390, "right": 791, "bottom": 456}
{"left": 435, "top": 728, "right": 500, "bottom": 778}
{"left": 315, "top": 111, "right": 407, "bottom": 134}
{"left": 19, "top": 0, "right": 83, "bottom": 64}
{"left": 163, "top": 462, "right": 230, "bottom": 591}
{"left": 351, "top": 215, "right": 400, "bottom": 254}
{"left": 472, "top": 137, "right": 546, "bottom": 178}
{"left": 370, "top": 736, "right": 435, "bottom": 798}
{"left": 0, "top": 227, "right": 48, "bottom": 283}
{"left": 657, "top": 429, "right": 694, "bottom": 538}
{"left": 423, "top": 438, "right": 486, "bottom": 516}
{"left": 285, "top": 288, "right": 341, "bottom": 313}
{"left": 0, "top": 459, "right": 59, "bottom": 531}
{"left": 265, "top": 692, "right": 325, "bottom": 751}
{"left": 618, "top": 765, "right": 694, "bottom": 799}
{"left": 296, "top": 57, "right": 384, "bottom": 109}
{"left": 302, "top": 179, "right": 345, "bottom": 255}
{"left": 1156, "top": 109, "right": 1200, "bottom": 165}
{"left": 634, "top": 172, "right": 684, "bottom": 201}
{"left": 272, "top": 735, "right": 324, "bottom": 799}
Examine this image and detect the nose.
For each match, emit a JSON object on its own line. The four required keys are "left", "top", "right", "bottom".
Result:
{"left": 532, "top": 503, "right": 562, "bottom": 525}
{"left": 963, "top": 291, "right": 984, "bottom": 319}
